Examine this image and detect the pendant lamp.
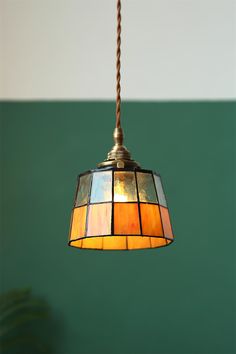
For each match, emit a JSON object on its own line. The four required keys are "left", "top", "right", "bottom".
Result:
{"left": 68, "top": 0, "right": 174, "bottom": 250}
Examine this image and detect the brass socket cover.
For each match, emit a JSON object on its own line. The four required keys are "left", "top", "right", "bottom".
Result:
{"left": 97, "top": 127, "right": 140, "bottom": 168}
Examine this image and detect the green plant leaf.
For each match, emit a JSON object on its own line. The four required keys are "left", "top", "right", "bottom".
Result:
{"left": 0, "top": 311, "right": 49, "bottom": 337}
{"left": 0, "top": 299, "right": 49, "bottom": 322}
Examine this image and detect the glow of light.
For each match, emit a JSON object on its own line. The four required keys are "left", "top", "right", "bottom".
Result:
{"left": 114, "top": 193, "right": 128, "bottom": 202}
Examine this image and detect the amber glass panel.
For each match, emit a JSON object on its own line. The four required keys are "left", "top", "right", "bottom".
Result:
{"left": 76, "top": 174, "right": 92, "bottom": 207}
{"left": 82, "top": 237, "right": 103, "bottom": 249}
{"left": 154, "top": 175, "right": 167, "bottom": 207}
{"left": 87, "top": 203, "right": 112, "bottom": 236}
{"left": 140, "top": 204, "right": 163, "bottom": 236}
{"left": 114, "top": 203, "right": 140, "bottom": 235}
{"left": 127, "top": 236, "right": 151, "bottom": 249}
{"left": 160, "top": 206, "right": 173, "bottom": 239}
{"left": 90, "top": 171, "right": 112, "bottom": 203}
{"left": 114, "top": 171, "right": 137, "bottom": 202}
{"left": 137, "top": 172, "right": 157, "bottom": 203}
{"left": 150, "top": 237, "right": 167, "bottom": 248}
{"left": 70, "top": 206, "right": 87, "bottom": 240}
{"left": 103, "top": 236, "right": 127, "bottom": 250}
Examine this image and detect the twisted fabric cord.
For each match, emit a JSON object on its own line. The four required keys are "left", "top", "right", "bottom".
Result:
{"left": 116, "top": 0, "right": 121, "bottom": 128}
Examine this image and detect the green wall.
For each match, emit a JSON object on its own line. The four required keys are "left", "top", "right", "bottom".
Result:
{"left": 1, "top": 101, "right": 235, "bottom": 354}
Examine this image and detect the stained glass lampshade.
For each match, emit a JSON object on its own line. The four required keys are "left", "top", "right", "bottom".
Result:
{"left": 69, "top": 164, "right": 174, "bottom": 250}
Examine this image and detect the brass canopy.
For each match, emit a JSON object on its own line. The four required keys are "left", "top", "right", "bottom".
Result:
{"left": 98, "top": 127, "right": 140, "bottom": 168}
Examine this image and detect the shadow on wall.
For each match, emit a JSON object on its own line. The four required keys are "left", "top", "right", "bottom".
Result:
{"left": 0, "top": 288, "right": 64, "bottom": 354}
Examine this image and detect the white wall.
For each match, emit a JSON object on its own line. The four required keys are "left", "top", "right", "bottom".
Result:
{"left": 1, "top": 0, "right": 235, "bottom": 100}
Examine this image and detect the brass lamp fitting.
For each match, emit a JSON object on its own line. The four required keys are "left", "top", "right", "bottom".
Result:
{"left": 98, "top": 127, "right": 140, "bottom": 168}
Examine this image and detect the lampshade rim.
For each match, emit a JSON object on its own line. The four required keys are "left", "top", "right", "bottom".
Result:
{"left": 68, "top": 237, "right": 174, "bottom": 251}
{"left": 69, "top": 235, "right": 174, "bottom": 242}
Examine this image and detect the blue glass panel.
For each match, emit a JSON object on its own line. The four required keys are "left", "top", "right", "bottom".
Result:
{"left": 154, "top": 175, "right": 167, "bottom": 207}
{"left": 90, "top": 171, "right": 112, "bottom": 203}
